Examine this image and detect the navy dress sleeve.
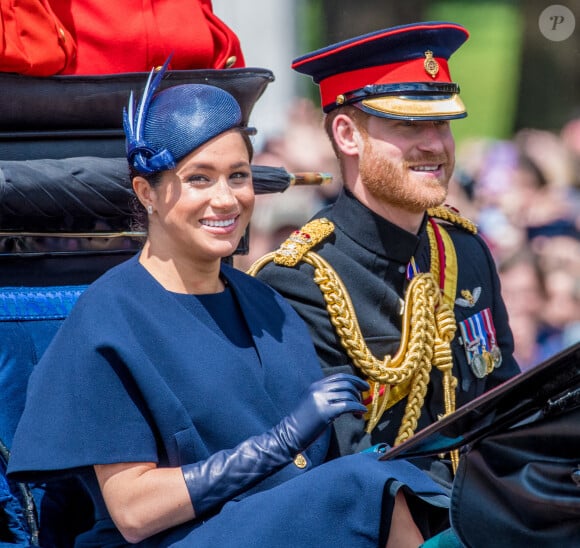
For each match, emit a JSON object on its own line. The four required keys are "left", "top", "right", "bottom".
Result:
{"left": 8, "top": 278, "right": 161, "bottom": 480}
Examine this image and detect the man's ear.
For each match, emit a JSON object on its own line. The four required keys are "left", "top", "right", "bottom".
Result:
{"left": 333, "top": 114, "right": 364, "bottom": 157}
{"left": 132, "top": 176, "right": 153, "bottom": 209}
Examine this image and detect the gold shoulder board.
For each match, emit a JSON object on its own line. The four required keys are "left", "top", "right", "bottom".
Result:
{"left": 273, "top": 218, "right": 335, "bottom": 267}
{"left": 427, "top": 205, "right": 477, "bottom": 234}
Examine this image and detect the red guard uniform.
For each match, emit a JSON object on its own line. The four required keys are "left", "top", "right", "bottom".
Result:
{"left": 50, "top": 0, "right": 245, "bottom": 74}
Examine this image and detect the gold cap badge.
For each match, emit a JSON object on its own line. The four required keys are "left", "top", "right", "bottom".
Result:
{"left": 424, "top": 50, "right": 439, "bottom": 78}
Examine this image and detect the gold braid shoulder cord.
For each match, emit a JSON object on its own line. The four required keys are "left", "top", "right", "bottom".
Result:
{"left": 248, "top": 207, "right": 477, "bottom": 471}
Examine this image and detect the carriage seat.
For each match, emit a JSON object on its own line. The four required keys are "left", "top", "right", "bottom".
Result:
{"left": 0, "top": 284, "right": 91, "bottom": 546}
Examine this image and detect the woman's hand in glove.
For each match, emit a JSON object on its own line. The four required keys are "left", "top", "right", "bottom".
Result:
{"left": 275, "top": 373, "right": 369, "bottom": 453}
{"left": 181, "top": 373, "right": 369, "bottom": 518}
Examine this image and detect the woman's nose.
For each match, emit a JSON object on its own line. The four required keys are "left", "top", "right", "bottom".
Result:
{"left": 210, "top": 178, "right": 237, "bottom": 208}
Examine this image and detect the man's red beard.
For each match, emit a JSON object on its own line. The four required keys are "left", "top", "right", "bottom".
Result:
{"left": 359, "top": 146, "right": 451, "bottom": 214}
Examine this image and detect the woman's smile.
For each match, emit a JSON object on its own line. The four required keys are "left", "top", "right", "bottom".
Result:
{"left": 200, "top": 215, "right": 239, "bottom": 231}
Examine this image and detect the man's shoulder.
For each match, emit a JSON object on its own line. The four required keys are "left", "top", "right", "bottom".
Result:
{"left": 253, "top": 250, "right": 318, "bottom": 297}
{"left": 250, "top": 215, "right": 335, "bottom": 275}
{"left": 428, "top": 205, "right": 478, "bottom": 235}
{"left": 428, "top": 205, "right": 491, "bottom": 256}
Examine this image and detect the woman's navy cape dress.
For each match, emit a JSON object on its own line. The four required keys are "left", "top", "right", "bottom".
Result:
{"left": 8, "top": 255, "right": 448, "bottom": 547}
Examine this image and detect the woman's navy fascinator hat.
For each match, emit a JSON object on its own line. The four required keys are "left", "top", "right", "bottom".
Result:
{"left": 124, "top": 57, "right": 255, "bottom": 174}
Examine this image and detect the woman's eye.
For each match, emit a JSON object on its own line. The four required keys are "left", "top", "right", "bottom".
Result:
{"left": 230, "top": 171, "right": 251, "bottom": 183}
{"left": 186, "top": 174, "right": 210, "bottom": 184}
{"left": 181, "top": 170, "right": 251, "bottom": 186}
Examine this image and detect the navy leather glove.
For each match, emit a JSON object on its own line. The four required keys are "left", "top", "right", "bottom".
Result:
{"left": 183, "top": 373, "right": 369, "bottom": 517}
{"left": 272, "top": 373, "right": 369, "bottom": 455}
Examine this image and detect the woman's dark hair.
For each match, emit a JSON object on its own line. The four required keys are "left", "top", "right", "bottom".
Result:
{"left": 128, "top": 167, "right": 163, "bottom": 232}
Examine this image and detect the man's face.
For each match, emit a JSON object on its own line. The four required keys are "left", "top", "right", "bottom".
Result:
{"left": 358, "top": 116, "right": 456, "bottom": 214}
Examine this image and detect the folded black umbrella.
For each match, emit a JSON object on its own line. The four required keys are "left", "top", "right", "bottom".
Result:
{"left": 250, "top": 165, "right": 333, "bottom": 195}
{"left": 0, "top": 158, "right": 333, "bottom": 222}
{"left": 0, "top": 157, "right": 131, "bottom": 220}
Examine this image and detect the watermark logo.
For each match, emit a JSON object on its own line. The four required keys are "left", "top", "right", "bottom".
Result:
{"left": 539, "top": 4, "right": 576, "bottom": 41}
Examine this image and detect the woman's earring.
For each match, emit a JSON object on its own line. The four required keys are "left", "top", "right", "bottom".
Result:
{"left": 147, "top": 205, "right": 153, "bottom": 215}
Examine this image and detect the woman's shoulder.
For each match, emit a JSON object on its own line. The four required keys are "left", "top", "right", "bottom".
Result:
{"left": 222, "top": 263, "right": 278, "bottom": 294}
{"left": 222, "top": 263, "right": 309, "bottom": 324}
{"left": 78, "top": 254, "right": 143, "bottom": 299}
{"left": 67, "top": 255, "right": 151, "bottom": 323}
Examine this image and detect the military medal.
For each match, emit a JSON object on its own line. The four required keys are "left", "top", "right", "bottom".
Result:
{"left": 470, "top": 352, "right": 487, "bottom": 379}
{"left": 482, "top": 308, "right": 502, "bottom": 368}
{"left": 459, "top": 308, "right": 499, "bottom": 379}
{"left": 481, "top": 350, "right": 495, "bottom": 375}
{"left": 490, "top": 345, "right": 502, "bottom": 367}
{"left": 458, "top": 316, "right": 485, "bottom": 378}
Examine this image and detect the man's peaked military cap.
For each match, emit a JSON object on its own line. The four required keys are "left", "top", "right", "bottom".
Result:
{"left": 292, "top": 21, "right": 469, "bottom": 121}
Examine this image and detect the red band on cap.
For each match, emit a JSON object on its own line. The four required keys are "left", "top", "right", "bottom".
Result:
{"left": 319, "top": 57, "right": 451, "bottom": 109}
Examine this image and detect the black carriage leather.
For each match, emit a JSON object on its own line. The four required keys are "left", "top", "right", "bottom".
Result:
{"left": 450, "top": 393, "right": 580, "bottom": 547}
{"left": 381, "top": 343, "right": 580, "bottom": 547}
{"left": 0, "top": 68, "right": 273, "bottom": 131}
{"left": 0, "top": 68, "right": 274, "bottom": 160}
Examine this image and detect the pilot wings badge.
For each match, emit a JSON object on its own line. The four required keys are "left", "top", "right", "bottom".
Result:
{"left": 455, "top": 287, "right": 481, "bottom": 308}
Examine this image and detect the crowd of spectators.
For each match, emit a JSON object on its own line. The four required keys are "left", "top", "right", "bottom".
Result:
{"left": 236, "top": 99, "right": 580, "bottom": 372}
{"left": 455, "top": 123, "right": 580, "bottom": 370}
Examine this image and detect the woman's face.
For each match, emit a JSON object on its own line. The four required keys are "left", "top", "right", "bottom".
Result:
{"left": 147, "top": 130, "right": 254, "bottom": 265}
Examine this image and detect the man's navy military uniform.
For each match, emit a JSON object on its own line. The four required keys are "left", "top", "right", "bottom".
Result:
{"left": 255, "top": 189, "right": 520, "bottom": 460}
{"left": 251, "top": 22, "right": 521, "bottom": 469}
